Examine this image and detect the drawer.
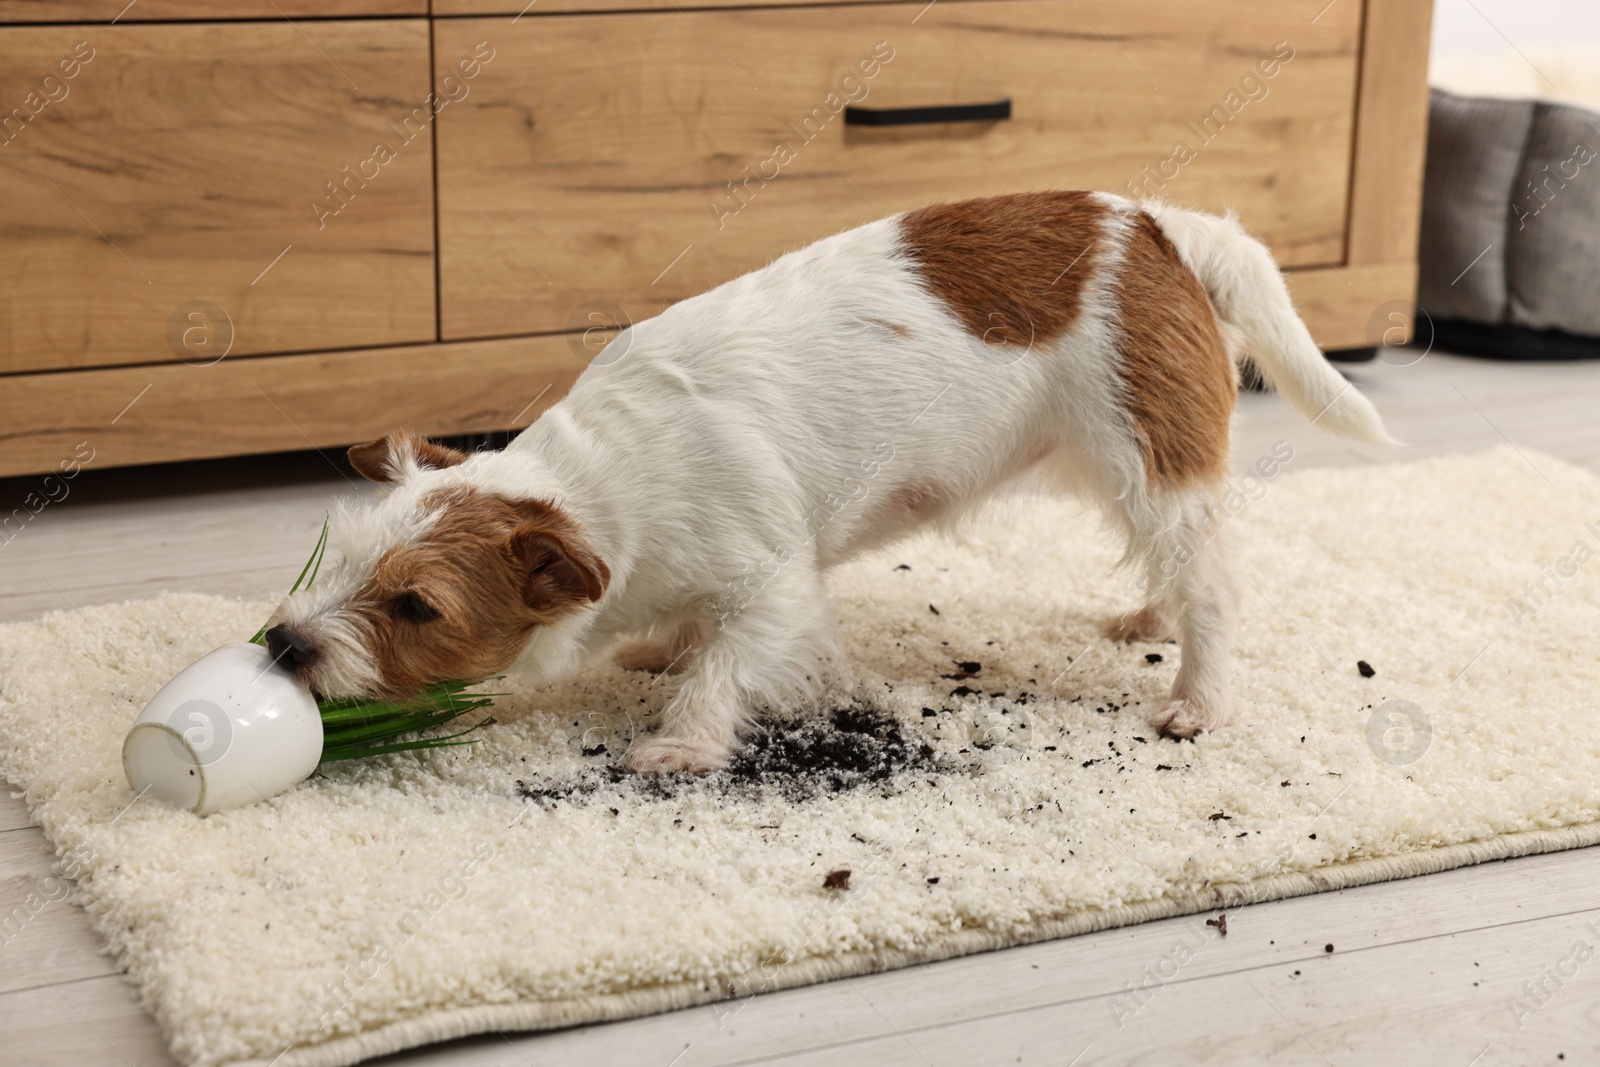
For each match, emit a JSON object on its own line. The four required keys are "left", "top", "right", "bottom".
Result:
{"left": 0, "top": 21, "right": 434, "bottom": 373}
{"left": 434, "top": 0, "right": 958, "bottom": 13}
{"left": 0, "top": 337, "right": 575, "bottom": 477}
{"left": 435, "top": 0, "right": 1360, "bottom": 342}
{"left": 0, "top": 1, "right": 424, "bottom": 20}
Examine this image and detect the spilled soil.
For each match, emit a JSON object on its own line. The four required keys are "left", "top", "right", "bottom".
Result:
{"left": 516, "top": 703, "right": 944, "bottom": 808}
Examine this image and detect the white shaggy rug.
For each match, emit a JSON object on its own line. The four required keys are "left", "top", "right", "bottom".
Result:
{"left": 3, "top": 448, "right": 1600, "bottom": 1067}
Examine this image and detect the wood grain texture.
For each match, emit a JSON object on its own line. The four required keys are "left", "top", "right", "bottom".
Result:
{"left": 0, "top": 569, "right": 292, "bottom": 625}
{"left": 0, "top": 1, "right": 425, "bottom": 21}
{"left": 0, "top": 21, "right": 435, "bottom": 373}
{"left": 0, "top": 460, "right": 339, "bottom": 620}
{"left": 1283, "top": 261, "right": 1417, "bottom": 350}
{"left": 1345, "top": 0, "right": 1436, "bottom": 266}
{"left": 0, "top": 832, "right": 114, "bottom": 994}
{"left": 0, "top": 792, "right": 34, "bottom": 831}
{"left": 0, "top": 336, "right": 579, "bottom": 477}
{"left": 0, "top": 974, "right": 173, "bottom": 1067}
{"left": 743, "top": 902, "right": 1600, "bottom": 1066}
{"left": 435, "top": 0, "right": 1362, "bottom": 340}
{"left": 434, "top": 0, "right": 920, "bottom": 13}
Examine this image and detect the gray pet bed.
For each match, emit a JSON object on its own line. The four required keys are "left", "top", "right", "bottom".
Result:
{"left": 1417, "top": 88, "right": 1600, "bottom": 358}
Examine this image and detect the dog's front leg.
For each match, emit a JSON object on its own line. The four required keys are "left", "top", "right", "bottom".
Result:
{"left": 622, "top": 656, "right": 747, "bottom": 775}
{"left": 624, "top": 569, "right": 834, "bottom": 775}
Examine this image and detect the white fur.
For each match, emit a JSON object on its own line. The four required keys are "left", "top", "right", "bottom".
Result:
{"left": 287, "top": 197, "right": 1391, "bottom": 772}
{"left": 1146, "top": 201, "right": 1398, "bottom": 445}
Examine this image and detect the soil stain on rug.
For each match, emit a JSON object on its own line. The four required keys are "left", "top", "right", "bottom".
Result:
{"left": 516, "top": 704, "right": 945, "bottom": 807}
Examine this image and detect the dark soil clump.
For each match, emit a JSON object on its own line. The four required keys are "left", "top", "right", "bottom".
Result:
{"left": 516, "top": 703, "right": 944, "bottom": 809}
{"left": 720, "top": 704, "right": 940, "bottom": 802}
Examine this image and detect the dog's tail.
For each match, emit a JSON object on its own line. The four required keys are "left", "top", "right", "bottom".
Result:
{"left": 1146, "top": 203, "right": 1396, "bottom": 446}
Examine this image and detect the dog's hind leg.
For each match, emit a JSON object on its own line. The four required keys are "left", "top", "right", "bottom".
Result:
{"left": 1104, "top": 553, "right": 1180, "bottom": 644}
{"left": 624, "top": 565, "right": 835, "bottom": 775}
{"left": 1139, "top": 492, "right": 1240, "bottom": 738}
{"left": 1085, "top": 200, "right": 1243, "bottom": 735}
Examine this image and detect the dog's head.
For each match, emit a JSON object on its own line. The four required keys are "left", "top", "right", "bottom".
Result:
{"left": 263, "top": 431, "right": 609, "bottom": 699}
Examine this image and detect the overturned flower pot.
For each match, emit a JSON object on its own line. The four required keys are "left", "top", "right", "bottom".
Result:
{"left": 123, "top": 642, "right": 323, "bottom": 815}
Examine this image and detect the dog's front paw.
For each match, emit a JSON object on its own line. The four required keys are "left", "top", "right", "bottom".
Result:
{"left": 624, "top": 736, "right": 730, "bottom": 776}
{"left": 1151, "top": 696, "right": 1229, "bottom": 738}
{"left": 1104, "top": 604, "right": 1177, "bottom": 644}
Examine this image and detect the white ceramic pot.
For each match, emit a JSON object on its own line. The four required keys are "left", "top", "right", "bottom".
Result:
{"left": 122, "top": 642, "right": 323, "bottom": 815}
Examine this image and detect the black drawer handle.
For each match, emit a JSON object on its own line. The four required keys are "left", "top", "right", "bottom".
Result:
{"left": 844, "top": 98, "right": 1011, "bottom": 127}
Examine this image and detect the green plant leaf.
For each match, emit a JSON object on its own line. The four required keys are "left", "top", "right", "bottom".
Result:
{"left": 320, "top": 723, "right": 491, "bottom": 762}
{"left": 248, "top": 516, "right": 329, "bottom": 646}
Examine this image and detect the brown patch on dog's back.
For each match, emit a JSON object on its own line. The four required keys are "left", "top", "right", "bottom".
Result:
{"left": 899, "top": 192, "right": 1108, "bottom": 350}
{"left": 356, "top": 488, "right": 608, "bottom": 696}
{"left": 1113, "top": 212, "right": 1234, "bottom": 489}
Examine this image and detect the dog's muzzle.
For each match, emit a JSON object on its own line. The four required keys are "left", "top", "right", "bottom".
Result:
{"left": 264, "top": 625, "right": 316, "bottom": 672}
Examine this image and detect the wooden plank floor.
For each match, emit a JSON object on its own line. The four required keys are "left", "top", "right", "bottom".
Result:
{"left": 1, "top": 351, "right": 1597, "bottom": 1066}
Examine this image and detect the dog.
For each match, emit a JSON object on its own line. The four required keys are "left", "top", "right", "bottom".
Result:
{"left": 264, "top": 191, "right": 1392, "bottom": 774}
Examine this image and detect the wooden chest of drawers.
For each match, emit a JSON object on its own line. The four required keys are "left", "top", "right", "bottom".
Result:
{"left": 0, "top": 0, "right": 1433, "bottom": 477}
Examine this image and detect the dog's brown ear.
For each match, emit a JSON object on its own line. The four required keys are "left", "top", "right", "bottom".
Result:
{"left": 347, "top": 437, "right": 397, "bottom": 482}
{"left": 348, "top": 432, "right": 468, "bottom": 483}
{"left": 506, "top": 523, "right": 609, "bottom": 609}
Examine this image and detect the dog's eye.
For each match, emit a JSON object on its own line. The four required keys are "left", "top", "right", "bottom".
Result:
{"left": 393, "top": 591, "right": 440, "bottom": 622}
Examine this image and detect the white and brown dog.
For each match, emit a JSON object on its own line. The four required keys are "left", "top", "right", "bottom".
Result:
{"left": 265, "top": 191, "right": 1391, "bottom": 774}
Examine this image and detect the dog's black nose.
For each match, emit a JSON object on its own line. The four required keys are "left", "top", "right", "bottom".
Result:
{"left": 264, "top": 625, "right": 315, "bottom": 670}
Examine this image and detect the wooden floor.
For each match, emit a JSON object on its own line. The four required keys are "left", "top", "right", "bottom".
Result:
{"left": 2, "top": 351, "right": 1597, "bottom": 1066}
